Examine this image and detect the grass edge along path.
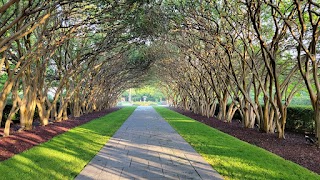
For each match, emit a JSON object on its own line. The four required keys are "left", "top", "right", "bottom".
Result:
{"left": 154, "top": 107, "right": 319, "bottom": 180}
{"left": 0, "top": 106, "right": 136, "bottom": 180}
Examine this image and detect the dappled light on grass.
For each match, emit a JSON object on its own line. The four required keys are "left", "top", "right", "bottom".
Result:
{"left": 0, "top": 107, "right": 136, "bottom": 179}
{"left": 167, "top": 118, "right": 196, "bottom": 123}
{"left": 164, "top": 116, "right": 196, "bottom": 123}
{"left": 154, "top": 107, "right": 320, "bottom": 180}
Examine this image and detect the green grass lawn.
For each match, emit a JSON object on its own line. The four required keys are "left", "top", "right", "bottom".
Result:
{"left": 154, "top": 107, "right": 319, "bottom": 180}
{"left": 0, "top": 107, "right": 136, "bottom": 180}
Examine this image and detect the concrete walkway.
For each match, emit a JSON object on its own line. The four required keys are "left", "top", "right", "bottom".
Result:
{"left": 76, "top": 106, "right": 223, "bottom": 180}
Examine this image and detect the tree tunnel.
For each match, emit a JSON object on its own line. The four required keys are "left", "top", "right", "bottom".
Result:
{"left": 0, "top": 0, "right": 319, "bottom": 147}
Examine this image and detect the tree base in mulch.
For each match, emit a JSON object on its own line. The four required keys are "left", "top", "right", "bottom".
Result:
{"left": 171, "top": 107, "right": 320, "bottom": 174}
{"left": 0, "top": 107, "right": 120, "bottom": 162}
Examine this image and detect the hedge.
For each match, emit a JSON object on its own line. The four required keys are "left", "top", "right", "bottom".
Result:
{"left": 206, "top": 104, "right": 314, "bottom": 133}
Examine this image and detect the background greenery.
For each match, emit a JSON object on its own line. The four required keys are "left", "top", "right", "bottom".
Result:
{"left": 120, "top": 85, "right": 166, "bottom": 102}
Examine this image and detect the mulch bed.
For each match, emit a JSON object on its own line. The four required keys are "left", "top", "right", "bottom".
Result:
{"left": 170, "top": 107, "right": 320, "bottom": 174}
{"left": 0, "top": 107, "right": 120, "bottom": 161}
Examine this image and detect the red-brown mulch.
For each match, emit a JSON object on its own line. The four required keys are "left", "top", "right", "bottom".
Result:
{"left": 171, "top": 107, "right": 320, "bottom": 174}
{"left": 0, "top": 107, "right": 120, "bottom": 161}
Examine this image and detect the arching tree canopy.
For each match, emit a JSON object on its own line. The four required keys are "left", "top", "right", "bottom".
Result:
{"left": 0, "top": 0, "right": 319, "bottom": 147}
{"left": 0, "top": 0, "right": 164, "bottom": 135}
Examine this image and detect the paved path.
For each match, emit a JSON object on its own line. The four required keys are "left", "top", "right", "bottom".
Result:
{"left": 76, "top": 106, "right": 223, "bottom": 180}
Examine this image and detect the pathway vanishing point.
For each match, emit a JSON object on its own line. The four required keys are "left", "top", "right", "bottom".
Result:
{"left": 76, "top": 106, "right": 223, "bottom": 180}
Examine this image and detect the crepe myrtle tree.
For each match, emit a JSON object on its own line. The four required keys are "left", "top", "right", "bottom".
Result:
{"left": 0, "top": 0, "right": 166, "bottom": 136}
{"left": 264, "top": 0, "right": 320, "bottom": 145}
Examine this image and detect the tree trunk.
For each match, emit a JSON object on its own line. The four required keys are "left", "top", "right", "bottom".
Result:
{"left": 243, "top": 101, "right": 250, "bottom": 128}
{"left": 0, "top": 81, "right": 14, "bottom": 125}
{"left": 262, "top": 97, "right": 270, "bottom": 132}
{"left": 63, "top": 105, "right": 68, "bottom": 120}
{"left": 3, "top": 105, "right": 18, "bottom": 137}
{"left": 4, "top": 119, "right": 11, "bottom": 137}
{"left": 226, "top": 103, "right": 237, "bottom": 122}
{"left": 210, "top": 103, "right": 216, "bottom": 117}
{"left": 19, "top": 99, "right": 36, "bottom": 131}
{"left": 37, "top": 102, "right": 50, "bottom": 126}
{"left": 51, "top": 102, "right": 57, "bottom": 120}
{"left": 217, "top": 100, "right": 227, "bottom": 120}
{"left": 72, "top": 91, "right": 81, "bottom": 117}
{"left": 218, "top": 91, "right": 228, "bottom": 120}
{"left": 57, "top": 100, "right": 69, "bottom": 121}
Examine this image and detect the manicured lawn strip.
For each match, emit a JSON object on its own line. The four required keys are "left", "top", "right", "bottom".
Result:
{"left": 154, "top": 107, "right": 319, "bottom": 180}
{"left": 0, "top": 107, "right": 136, "bottom": 180}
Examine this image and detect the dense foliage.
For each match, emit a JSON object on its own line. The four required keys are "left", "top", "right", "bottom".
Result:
{"left": 0, "top": 0, "right": 160, "bottom": 136}
{"left": 151, "top": 0, "right": 320, "bottom": 147}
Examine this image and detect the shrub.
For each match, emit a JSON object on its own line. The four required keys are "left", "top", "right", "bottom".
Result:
{"left": 214, "top": 104, "right": 314, "bottom": 133}
{"left": 1, "top": 105, "right": 19, "bottom": 127}
{"left": 286, "top": 105, "right": 314, "bottom": 133}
